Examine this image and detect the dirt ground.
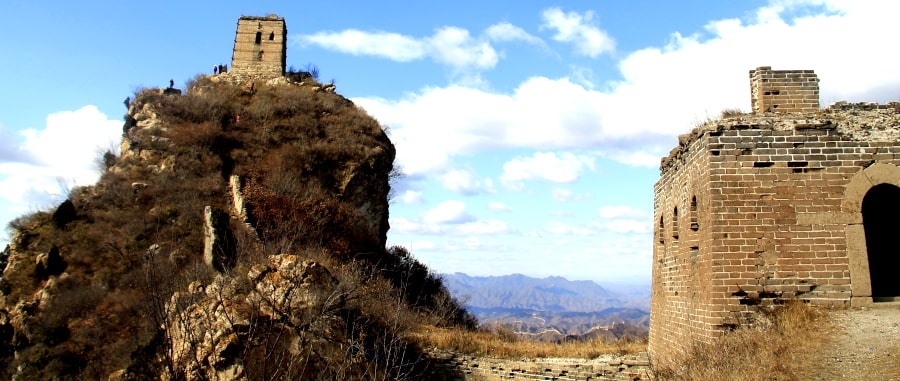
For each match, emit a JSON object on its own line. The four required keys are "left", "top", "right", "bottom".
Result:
{"left": 800, "top": 304, "right": 900, "bottom": 380}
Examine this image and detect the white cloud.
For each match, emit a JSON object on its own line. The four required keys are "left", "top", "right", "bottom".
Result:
{"left": 456, "top": 219, "right": 511, "bottom": 235}
{"left": 400, "top": 190, "right": 424, "bottom": 204}
{"left": 0, "top": 106, "right": 121, "bottom": 244}
{"left": 501, "top": 152, "right": 595, "bottom": 187}
{"left": 540, "top": 7, "right": 615, "bottom": 58}
{"left": 444, "top": 237, "right": 506, "bottom": 252}
{"left": 545, "top": 220, "right": 596, "bottom": 236}
{"left": 298, "top": 29, "right": 425, "bottom": 61}
{"left": 551, "top": 188, "right": 592, "bottom": 202}
{"left": 407, "top": 240, "right": 437, "bottom": 251}
{"left": 595, "top": 205, "right": 651, "bottom": 234}
{"left": 423, "top": 200, "right": 474, "bottom": 224}
{"left": 389, "top": 217, "right": 443, "bottom": 235}
{"left": 487, "top": 201, "right": 512, "bottom": 212}
{"left": 439, "top": 167, "right": 491, "bottom": 195}
{"left": 0, "top": 106, "right": 120, "bottom": 206}
{"left": 0, "top": 123, "right": 33, "bottom": 164}
{"left": 357, "top": 2, "right": 900, "bottom": 176}
{"left": 427, "top": 27, "right": 499, "bottom": 69}
{"left": 485, "top": 22, "right": 543, "bottom": 45}
{"left": 599, "top": 205, "right": 645, "bottom": 220}
{"left": 590, "top": 220, "right": 651, "bottom": 235}
{"left": 20, "top": 106, "right": 121, "bottom": 177}
{"left": 298, "top": 25, "right": 504, "bottom": 70}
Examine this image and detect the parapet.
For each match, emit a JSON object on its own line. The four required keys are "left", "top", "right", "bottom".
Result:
{"left": 750, "top": 66, "right": 819, "bottom": 113}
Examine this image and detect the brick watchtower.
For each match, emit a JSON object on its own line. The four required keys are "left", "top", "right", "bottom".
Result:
{"left": 650, "top": 66, "right": 900, "bottom": 364}
{"left": 231, "top": 14, "right": 287, "bottom": 80}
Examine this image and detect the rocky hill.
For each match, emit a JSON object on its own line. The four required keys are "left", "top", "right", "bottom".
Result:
{"left": 0, "top": 73, "right": 474, "bottom": 380}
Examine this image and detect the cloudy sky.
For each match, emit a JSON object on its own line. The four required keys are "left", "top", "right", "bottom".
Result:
{"left": 1, "top": 1, "right": 898, "bottom": 284}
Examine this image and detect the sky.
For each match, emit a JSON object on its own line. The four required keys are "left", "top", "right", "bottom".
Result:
{"left": 1, "top": 1, "right": 899, "bottom": 285}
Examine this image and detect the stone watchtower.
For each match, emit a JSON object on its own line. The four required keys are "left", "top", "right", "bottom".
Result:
{"left": 650, "top": 67, "right": 900, "bottom": 363}
{"left": 230, "top": 14, "right": 286, "bottom": 80}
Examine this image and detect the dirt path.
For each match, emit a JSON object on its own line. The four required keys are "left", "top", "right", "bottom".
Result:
{"left": 803, "top": 305, "right": 900, "bottom": 380}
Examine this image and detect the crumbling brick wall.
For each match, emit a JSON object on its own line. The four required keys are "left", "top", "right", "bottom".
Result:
{"left": 650, "top": 67, "right": 900, "bottom": 362}
{"left": 750, "top": 66, "right": 819, "bottom": 113}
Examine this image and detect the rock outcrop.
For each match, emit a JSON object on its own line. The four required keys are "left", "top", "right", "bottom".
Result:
{"left": 0, "top": 72, "right": 465, "bottom": 380}
{"left": 166, "top": 255, "right": 344, "bottom": 381}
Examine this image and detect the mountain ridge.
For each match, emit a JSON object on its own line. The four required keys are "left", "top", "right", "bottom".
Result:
{"left": 442, "top": 272, "right": 650, "bottom": 339}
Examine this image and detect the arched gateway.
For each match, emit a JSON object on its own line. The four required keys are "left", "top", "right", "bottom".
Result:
{"left": 844, "top": 163, "right": 900, "bottom": 304}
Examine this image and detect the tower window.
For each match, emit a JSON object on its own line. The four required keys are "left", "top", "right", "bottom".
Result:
{"left": 658, "top": 216, "right": 665, "bottom": 244}
{"left": 255, "top": 32, "right": 262, "bottom": 44}
{"left": 690, "top": 196, "right": 699, "bottom": 231}
{"left": 269, "top": 31, "right": 275, "bottom": 40}
{"left": 672, "top": 207, "right": 679, "bottom": 239}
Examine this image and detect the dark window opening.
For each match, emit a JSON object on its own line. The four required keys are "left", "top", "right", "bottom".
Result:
{"left": 255, "top": 32, "right": 262, "bottom": 44}
{"left": 269, "top": 31, "right": 275, "bottom": 40}
{"left": 754, "top": 162, "right": 774, "bottom": 168}
{"left": 690, "top": 196, "right": 699, "bottom": 231}
{"left": 672, "top": 207, "right": 679, "bottom": 239}
{"left": 788, "top": 161, "right": 809, "bottom": 167}
{"left": 658, "top": 216, "right": 665, "bottom": 244}
{"left": 862, "top": 183, "right": 900, "bottom": 299}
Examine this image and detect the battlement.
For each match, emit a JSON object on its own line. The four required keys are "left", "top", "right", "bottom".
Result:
{"left": 230, "top": 14, "right": 286, "bottom": 81}
{"left": 750, "top": 66, "right": 819, "bottom": 113}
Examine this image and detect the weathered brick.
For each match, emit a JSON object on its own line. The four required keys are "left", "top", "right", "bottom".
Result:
{"left": 651, "top": 66, "right": 900, "bottom": 362}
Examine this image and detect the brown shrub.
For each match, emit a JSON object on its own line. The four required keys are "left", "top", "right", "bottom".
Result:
{"left": 652, "top": 301, "right": 828, "bottom": 381}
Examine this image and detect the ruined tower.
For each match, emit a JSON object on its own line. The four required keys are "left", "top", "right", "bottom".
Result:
{"left": 650, "top": 67, "right": 900, "bottom": 363}
{"left": 231, "top": 14, "right": 286, "bottom": 80}
{"left": 750, "top": 66, "right": 819, "bottom": 113}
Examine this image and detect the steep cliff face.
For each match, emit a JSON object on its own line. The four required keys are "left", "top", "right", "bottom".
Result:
{"left": 0, "top": 75, "right": 471, "bottom": 380}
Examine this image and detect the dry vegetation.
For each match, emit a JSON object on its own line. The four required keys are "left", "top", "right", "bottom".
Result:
{"left": 0, "top": 75, "right": 476, "bottom": 380}
{"left": 413, "top": 325, "right": 647, "bottom": 359}
{"left": 652, "top": 301, "right": 830, "bottom": 381}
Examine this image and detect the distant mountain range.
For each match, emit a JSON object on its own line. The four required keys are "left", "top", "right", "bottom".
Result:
{"left": 442, "top": 273, "right": 651, "bottom": 340}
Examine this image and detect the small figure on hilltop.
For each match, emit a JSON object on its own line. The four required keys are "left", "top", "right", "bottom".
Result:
{"left": 123, "top": 96, "right": 130, "bottom": 108}
{"left": 213, "top": 65, "right": 218, "bottom": 75}
{"left": 169, "top": 79, "right": 174, "bottom": 89}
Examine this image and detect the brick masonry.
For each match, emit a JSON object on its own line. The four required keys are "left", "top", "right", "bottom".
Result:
{"left": 230, "top": 14, "right": 286, "bottom": 81}
{"left": 651, "top": 67, "right": 900, "bottom": 363}
{"left": 750, "top": 66, "right": 819, "bottom": 113}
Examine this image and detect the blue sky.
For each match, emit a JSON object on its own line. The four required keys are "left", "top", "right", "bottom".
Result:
{"left": 1, "top": 1, "right": 898, "bottom": 284}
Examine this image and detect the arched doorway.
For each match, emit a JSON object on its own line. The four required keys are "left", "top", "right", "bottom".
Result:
{"left": 862, "top": 183, "right": 900, "bottom": 299}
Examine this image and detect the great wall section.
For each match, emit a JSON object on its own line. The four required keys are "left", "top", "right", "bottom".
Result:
{"left": 134, "top": 14, "right": 900, "bottom": 377}
{"left": 651, "top": 66, "right": 900, "bottom": 363}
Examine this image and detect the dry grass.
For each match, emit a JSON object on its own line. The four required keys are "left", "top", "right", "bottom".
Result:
{"left": 720, "top": 108, "right": 745, "bottom": 118}
{"left": 412, "top": 325, "right": 646, "bottom": 359}
{"left": 652, "top": 301, "right": 830, "bottom": 381}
